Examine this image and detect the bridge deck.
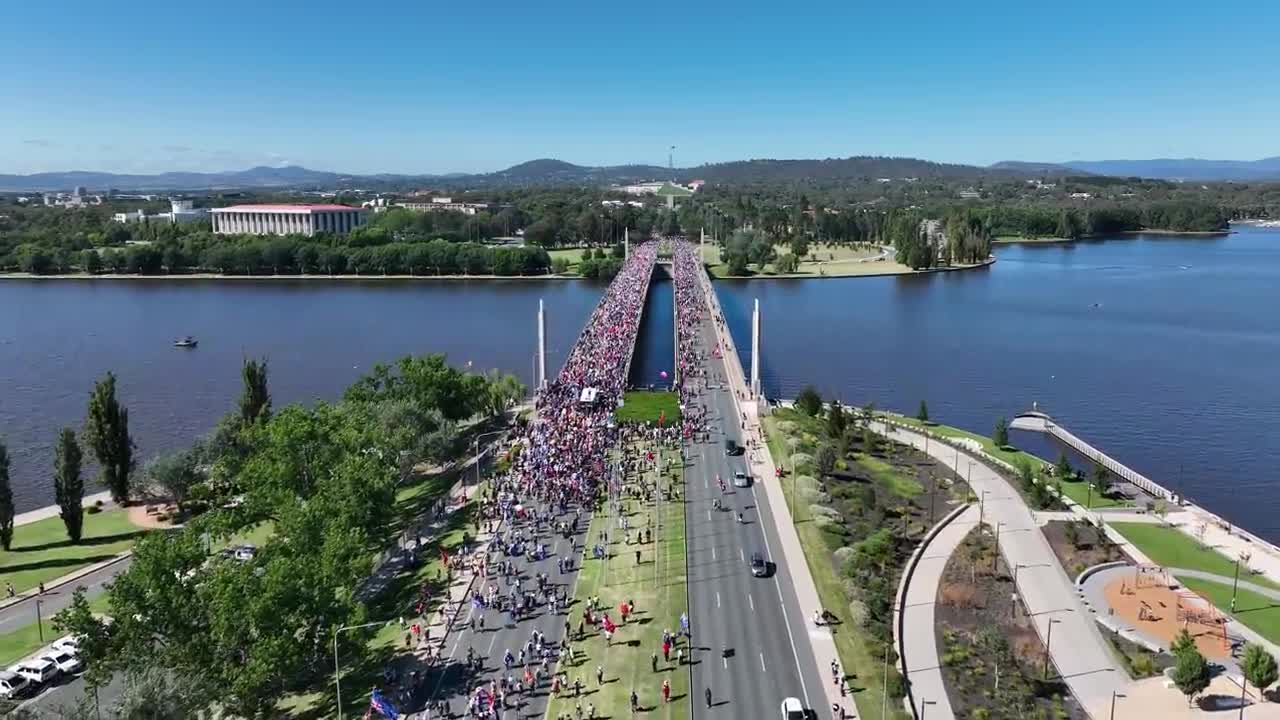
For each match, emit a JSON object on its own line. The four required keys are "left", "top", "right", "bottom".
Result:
{"left": 1011, "top": 413, "right": 1172, "bottom": 500}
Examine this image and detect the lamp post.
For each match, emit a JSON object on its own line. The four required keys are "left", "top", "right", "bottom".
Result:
{"left": 334, "top": 620, "right": 390, "bottom": 720}
{"left": 1231, "top": 552, "right": 1246, "bottom": 613}
{"left": 1043, "top": 618, "right": 1062, "bottom": 679}
{"left": 993, "top": 522, "right": 1004, "bottom": 573}
{"left": 979, "top": 488, "right": 990, "bottom": 526}
{"left": 35, "top": 597, "right": 43, "bottom": 642}
{"left": 1110, "top": 691, "right": 1126, "bottom": 720}
{"left": 472, "top": 429, "right": 507, "bottom": 490}
{"left": 920, "top": 698, "right": 937, "bottom": 720}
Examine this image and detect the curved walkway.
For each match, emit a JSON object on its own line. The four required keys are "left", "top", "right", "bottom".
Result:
{"left": 898, "top": 506, "right": 977, "bottom": 720}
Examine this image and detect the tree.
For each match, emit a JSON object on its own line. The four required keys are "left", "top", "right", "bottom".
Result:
{"left": 827, "top": 400, "right": 847, "bottom": 439}
{"left": 795, "top": 385, "right": 823, "bottom": 416}
{"left": 1093, "top": 465, "right": 1112, "bottom": 496}
{"left": 80, "top": 249, "right": 102, "bottom": 274}
{"left": 238, "top": 357, "right": 272, "bottom": 427}
{"left": 773, "top": 253, "right": 800, "bottom": 273}
{"left": 85, "top": 372, "right": 136, "bottom": 504}
{"left": 816, "top": 445, "right": 837, "bottom": 476}
{"left": 1055, "top": 452, "right": 1073, "bottom": 481}
{"left": 1170, "top": 646, "right": 1211, "bottom": 706}
{"left": 145, "top": 451, "right": 199, "bottom": 516}
{"left": 1170, "top": 628, "right": 1197, "bottom": 658}
{"left": 53, "top": 428, "right": 84, "bottom": 543}
{"left": 992, "top": 416, "right": 1010, "bottom": 449}
{"left": 0, "top": 441, "right": 13, "bottom": 550}
{"left": 917, "top": 400, "right": 929, "bottom": 423}
{"left": 1242, "top": 643, "right": 1279, "bottom": 702}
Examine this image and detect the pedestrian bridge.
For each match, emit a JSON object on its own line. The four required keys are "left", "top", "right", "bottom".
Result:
{"left": 1010, "top": 410, "right": 1173, "bottom": 501}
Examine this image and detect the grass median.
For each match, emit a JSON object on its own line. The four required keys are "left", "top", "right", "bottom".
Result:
{"left": 0, "top": 508, "right": 148, "bottom": 595}
{"left": 616, "top": 391, "right": 682, "bottom": 425}
{"left": 547, "top": 441, "right": 689, "bottom": 719}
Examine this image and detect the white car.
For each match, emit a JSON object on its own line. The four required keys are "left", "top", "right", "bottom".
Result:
{"left": 51, "top": 635, "right": 80, "bottom": 655}
{"left": 780, "top": 697, "right": 805, "bottom": 720}
{"left": 41, "top": 650, "right": 82, "bottom": 675}
{"left": 12, "top": 657, "right": 60, "bottom": 685}
{"left": 733, "top": 470, "right": 750, "bottom": 488}
{"left": 0, "top": 670, "right": 30, "bottom": 699}
{"left": 232, "top": 544, "right": 256, "bottom": 561}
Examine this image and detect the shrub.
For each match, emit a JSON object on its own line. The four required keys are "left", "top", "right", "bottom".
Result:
{"left": 808, "top": 504, "right": 841, "bottom": 520}
{"left": 777, "top": 420, "right": 797, "bottom": 435}
{"left": 791, "top": 453, "right": 814, "bottom": 472}
{"left": 785, "top": 437, "right": 801, "bottom": 453}
{"left": 86, "top": 505, "right": 102, "bottom": 515}
{"left": 847, "top": 597, "right": 868, "bottom": 626}
{"left": 796, "top": 475, "right": 821, "bottom": 493}
{"left": 833, "top": 546, "right": 856, "bottom": 567}
{"left": 885, "top": 667, "right": 906, "bottom": 699}
{"left": 800, "top": 488, "right": 831, "bottom": 505}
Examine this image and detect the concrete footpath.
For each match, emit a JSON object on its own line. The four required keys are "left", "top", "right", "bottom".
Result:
{"left": 872, "top": 421, "right": 1127, "bottom": 718}
{"left": 699, "top": 270, "right": 854, "bottom": 720}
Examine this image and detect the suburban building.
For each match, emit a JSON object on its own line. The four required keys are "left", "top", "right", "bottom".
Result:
{"left": 113, "top": 199, "right": 209, "bottom": 225}
{"left": 210, "top": 204, "right": 367, "bottom": 236}
{"left": 395, "top": 197, "right": 490, "bottom": 215}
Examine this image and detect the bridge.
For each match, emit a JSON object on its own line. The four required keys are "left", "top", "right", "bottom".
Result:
{"left": 1009, "top": 410, "right": 1174, "bottom": 501}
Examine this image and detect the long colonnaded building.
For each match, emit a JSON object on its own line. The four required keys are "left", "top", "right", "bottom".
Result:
{"left": 210, "top": 204, "right": 367, "bottom": 236}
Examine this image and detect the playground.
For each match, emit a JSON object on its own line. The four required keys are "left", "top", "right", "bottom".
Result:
{"left": 1100, "top": 564, "right": 1232, "bottom": 660}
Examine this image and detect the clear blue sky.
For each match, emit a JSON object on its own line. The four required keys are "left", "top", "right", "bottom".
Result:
{"left": 2, "top": 0, "right": 1277, "bottom": 175}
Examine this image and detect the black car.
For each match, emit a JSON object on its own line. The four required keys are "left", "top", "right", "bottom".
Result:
{"left": 750, "top": 551, "right": 768, "bottom": 577}
{"left": 724, "top": 438, "right": 741, "bottom": 456}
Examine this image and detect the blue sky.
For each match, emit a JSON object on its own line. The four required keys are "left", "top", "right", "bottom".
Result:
{"left": 2, "top": 0, "right": 1277, "bottom": 175}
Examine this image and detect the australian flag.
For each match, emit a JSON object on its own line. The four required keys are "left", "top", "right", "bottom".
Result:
{"left": 370, "top": 689, "right": 400, "bottom": 719}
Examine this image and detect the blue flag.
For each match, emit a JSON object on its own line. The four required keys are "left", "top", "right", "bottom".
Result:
{"left": 370, "top": 689, "right": 399, "bottom": 720}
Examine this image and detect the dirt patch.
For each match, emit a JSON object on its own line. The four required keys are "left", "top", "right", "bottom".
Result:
{"left": 127, "top": 502, "right": 182, "bottom": 529}
{"left": 1042, "top": 519, "right": 1130, "bottom": 578}
{"left": 1102, "top": 573, "right": 1231, "bottom": 661}
{"left": 935, "top": 526, "right": 1086, "bottom": 720}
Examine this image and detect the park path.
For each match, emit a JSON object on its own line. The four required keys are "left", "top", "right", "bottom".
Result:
{"left": 898, "top": 506, "right": 978, "bottom": 720}
{"left": 870, "top": 420, "right": 1127, "bottom": 718}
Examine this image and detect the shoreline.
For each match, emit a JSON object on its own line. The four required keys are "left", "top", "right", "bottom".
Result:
{"left": 995, "top": 229, "right": 1233, "bottom": 244}
{"left": 0, "top": 272, "right": 583, "bottom": 282}
{"left": 708, "top": 256, "right": 995, "bottom": 280}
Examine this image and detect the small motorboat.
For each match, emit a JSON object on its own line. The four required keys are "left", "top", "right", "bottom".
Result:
{"left": 173, "top": 336, "right": 198, "bottom": 348}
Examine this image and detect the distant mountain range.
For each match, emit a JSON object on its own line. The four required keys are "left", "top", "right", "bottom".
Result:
{"left": 3, "top": 154, "right": 1278, "bottom": 192}
{"left": 993, "top": 156, "right": 1280, "bottom": 181}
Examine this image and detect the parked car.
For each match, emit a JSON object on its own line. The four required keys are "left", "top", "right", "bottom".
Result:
{"left": 50, "top": 635, "right": 79, "bottom": 655}
{"left": 12, "top": 657, "right": 60, "bottom": 686}
{"left": 0, "top": 670, "right": 31, "bottom": 699}
{"left": 780, "top": 697, "right": 805, "bottom": 720}
{"left": 232, "top": 544, "right": 256, "bottom": 561}
{"left": 733, "top": 470, "right": 750, "bottom": 488}
{"left": 41, "top": 650, "right": 82, "bottom": 675}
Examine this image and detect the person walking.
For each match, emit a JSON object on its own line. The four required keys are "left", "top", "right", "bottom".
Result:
{"left": 705, "top": 686, "right": 712, "bottom": 708}
{"left": 661, "top": 679, "right": 671, "bottom": 704}
{"left": 596, "top": 665, "right": 604, "bottom": 686}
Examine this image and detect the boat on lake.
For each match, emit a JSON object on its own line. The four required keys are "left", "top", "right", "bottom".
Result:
{"left": 173, "top": 336, "right": 198, "bottom": 348}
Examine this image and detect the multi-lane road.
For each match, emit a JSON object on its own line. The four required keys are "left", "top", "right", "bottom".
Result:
{"left": 683, "top": 307, "right": 827, "bottom": 718}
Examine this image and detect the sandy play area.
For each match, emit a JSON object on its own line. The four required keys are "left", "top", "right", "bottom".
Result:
{"left": 1104, "top": 569, "right": 1231, "bottom": 660}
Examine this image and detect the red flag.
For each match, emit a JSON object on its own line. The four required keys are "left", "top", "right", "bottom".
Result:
{"left": 658, "top": 411, "right": 665, "bottom": 427}
{"left": 441, "top": 548, "right": 450, "bottom": 567}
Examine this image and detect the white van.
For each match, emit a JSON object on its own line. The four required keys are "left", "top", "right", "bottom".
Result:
{"left": 12, "top": 657, "right": 60, "bottom": 686}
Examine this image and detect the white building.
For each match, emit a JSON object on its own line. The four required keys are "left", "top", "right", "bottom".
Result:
{"left": 113, "top": 199, "right": 210, "bottom": 225}
{"left": 210, "top": 204, "right": 367, "bottom": 236}
{"left": 395, "top": 199, "right": 490, "bottom": 215}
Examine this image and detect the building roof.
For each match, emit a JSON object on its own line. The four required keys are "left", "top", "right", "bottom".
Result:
{"left": 654, "top": 183, "right": 693, "bottom": 197}
{"left": 210, "top": 204, "right": 360, "bottom": 213}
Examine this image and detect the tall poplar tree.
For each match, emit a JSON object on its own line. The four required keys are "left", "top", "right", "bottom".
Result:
{"left": 0, "top": 440, "right": 13, "bottom": 550}
{"left": 54, "top": 428, "right": 84, "bottom": 543}
{"left": 85, "top": 372, "right": 136, "bottom": 504}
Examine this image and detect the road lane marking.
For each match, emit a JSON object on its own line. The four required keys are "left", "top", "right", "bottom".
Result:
{"left": 749, "top": 594, "right": 755, "bottom": 612}
{"left": 760, "top": 653, "right": 767, "bottom": 672}
{"left": 716, "top": 591, "right": 721, "bottom": 608}
{"left": 707, "top": 510, "right": 711, "bottom": 521}
{"left": 723, "top": 656, "right": 728, "bottom": 669}
{"left": 711, "top": 547, "right": 717, "bottom": 560}
{"left": 739, "top": 548, "right": 745, "bottom": 562}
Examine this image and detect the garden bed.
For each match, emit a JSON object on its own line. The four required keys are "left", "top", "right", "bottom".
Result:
{"left": 935, "top": 527, "right": 1085, "bottom": 720}
{"left": 1042, "top": 519, "right": 1131, "bottom": 579}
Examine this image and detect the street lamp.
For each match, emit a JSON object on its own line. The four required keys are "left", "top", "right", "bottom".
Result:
{"left": 1111, "top": 691, "right": 1126, "bottom": 720}
{"left": 334, "top": 620, "right": 390, "bottom": 720}
{"left": 920, "top": 698, "right": 937, "bottom": 720}
{"left": 1043, "top": 618, "right": 1062, "bottom": 679}
{"left": 1231, "top": 551, "right": 1250, "bottom": 613}
{"left": 35, "top": 597, "right": 43, "bottom": 642}
{"left": 472, "top": 429, "right": 507, "bottom": 489}
{"left": 993, "top": 522, "right": 1004, "bottom": 573}
{"left": 979, "top": 488, "right": 990, "bottom": 526}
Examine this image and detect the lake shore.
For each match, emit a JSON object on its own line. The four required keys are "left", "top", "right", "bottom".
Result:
{"left": 708, "top": 256, "right": 994, "bottom": 279}
{"left": 0, "top": 271, "right": 582, "bottom": 281}
{"left": 995, "top": 229, "right": 1232, "bottom": 244}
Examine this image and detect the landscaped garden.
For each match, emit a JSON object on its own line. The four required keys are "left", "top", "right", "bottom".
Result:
{"left": 0, "top": 507, "right": 148, "bottom": 595}
{"left": 764, "top": 402, "right": 970, "bottom": 720}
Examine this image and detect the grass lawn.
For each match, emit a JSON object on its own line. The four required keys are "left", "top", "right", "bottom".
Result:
{"left": 547, "top": 441, "right": 689, "bottom": 719}
{"left": 0, "top": 509, "right": 148, "bottom": 595}
{"left": 763, "top": 410, "right": 900, "bottom": 720}
{"left": 1110, "top": 522, "right": 1280, "bottom": 591}
{"left": 889, "top": 415, "right": 1130, "bottom": 509}
{"left": 0, "top": 589, "right": 112, "bottom": 666}
{"left": 617, "top": 390, "right": 682, "bottom": 425}
{"left": 1179, "top": 577, "right": 1280, "bottom": 646}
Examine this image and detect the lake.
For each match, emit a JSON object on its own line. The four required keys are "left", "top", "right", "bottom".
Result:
{"left": 716, "top": 226, "right": 1280, "bottom": 539}
{"left": 2, "top": 228, "right": 1278, "bottom": 542}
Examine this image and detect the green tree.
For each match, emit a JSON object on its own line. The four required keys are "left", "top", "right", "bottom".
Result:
{"left": 238, "top": 357, "right": 272, "bottom": 427}
{"left": 992, "top": 416, "right": 1010, "bottom": 449}
{"left": 54, "top": 428, "right": 84, "bottom": 543}
{"left": 1055, "top": 452, "right": 1073, "bottom": 481}
{"left": 816, "top": 445, "right": 837, "bottom": 476}
{"left": 1093, "top": 465, "right": 1112, "bottom": 495}
{"left": 789, "top": 235, "right": 810, "bottom": 259}
{"left": 144, "top": 450, "right": 199, "bottom": 516}
{"left": 551, "top": 256, "right": 570, "bottom": 274}
{"left": 85, "top": 372, "right": 136, "bottom": 504}
{"left": 1170, "top": 646, "right": 1211, "bottom": 706}
{"left": 1170, "top": 628, "right": 1197, "bottom": 658}
{"left": 1242, "top": 643, "right": 1279, "bottom": 702}
{"left": 795, "top": 385, "right": 823, "bottom": 416}
{"left": 773, "top": 253, "right": 800, "bottom": 273}
{"left": 0, "top": 441, "right": 13, "bottom": 550}
{"left": 827, "top": 400, "right": 847, "bottom": 439}
{"left": 80, "top": 249, "right": 102, "bottom": 274}
{"left": 917, "top": 400, "right": 929, "bottom": 423}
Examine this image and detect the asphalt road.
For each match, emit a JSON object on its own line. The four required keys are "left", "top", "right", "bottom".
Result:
{"left": 685, "top": 316, "right": 826, "bottom": 719}
{"left": 413, "top": 494, "right": 591, "bottom": 719}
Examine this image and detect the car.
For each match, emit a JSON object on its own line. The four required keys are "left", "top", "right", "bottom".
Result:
{"left": 50, "top": 635, "right": 79, "bottom": 655}
{"left": 0, "top": 670, "right": 30, "bottom": 699}
{"left": 41, "top": 650, "right": 82, "bottom": 675}
{"left": 12, "top": 657, "right": 60, "bottom": 686}
{"left": 750, "top": 551, "right": 768, "bottom": 577}
{"left": 733, "top": 470, "right": 750, "bottom": 488}
{"left": 232, "top": 544, "right": 256, "bottom": 561}
{"left": 724, "top": 439, "right": 741, "bottom": 456}
{"left": 781, "top": 696, "right": 805, "bottom": 720}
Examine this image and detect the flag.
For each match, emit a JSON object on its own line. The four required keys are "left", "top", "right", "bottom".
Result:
{"left": 370, "top": 689, "right": 400, "bottom": 719}
{"left": 440, "top": 548, "right": 450, "bottom": 567}
{"left": 658, "top": 411, "right": 665, "bottom": 427}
